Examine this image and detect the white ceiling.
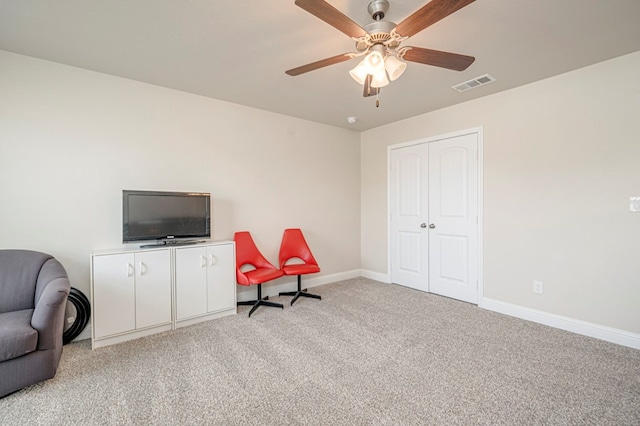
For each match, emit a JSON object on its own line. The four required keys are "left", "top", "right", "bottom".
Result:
{"left": 1, "top": 0, "right": 640, "bottom": 131}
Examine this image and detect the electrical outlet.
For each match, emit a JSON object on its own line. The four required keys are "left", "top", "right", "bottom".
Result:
{"left": 533, "top": 280, "right": 544, "bottom": 294}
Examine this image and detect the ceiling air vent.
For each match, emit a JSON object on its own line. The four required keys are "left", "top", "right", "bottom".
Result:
{"left": 452, "top": 74, "right": 496, "bottom": 93}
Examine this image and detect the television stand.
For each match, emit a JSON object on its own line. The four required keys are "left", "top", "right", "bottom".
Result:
{"left": 90, "top": 240, "right": 236, "bottom": 349}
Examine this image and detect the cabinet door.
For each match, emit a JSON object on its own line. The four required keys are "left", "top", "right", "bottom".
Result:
{"left": 206, "top": 244, "right": 236, "bottom": 313}
{"left": 92, "top": 253, "right": 135, "bottom": 338}
{"left": 135, "top": 249, "right": 172, "bottom": 329}
{"left": 175, "top": 246, "right": 208, "bottom": 320}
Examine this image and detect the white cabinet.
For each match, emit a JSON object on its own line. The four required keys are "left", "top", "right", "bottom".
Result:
{"left": 91, "top": 248, "right": 172, "bottom": 347}
{"left": 175, "top": 242, "right": 236, "bottom": 327}
{"left": 91, "top": 241, "right": 235, "bottom": 349}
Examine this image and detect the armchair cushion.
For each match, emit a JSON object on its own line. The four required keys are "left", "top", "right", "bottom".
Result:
{"left": 0, "top": 309, "right": 37, "bottom": 362}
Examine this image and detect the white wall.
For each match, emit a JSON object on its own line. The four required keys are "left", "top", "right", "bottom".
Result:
{"left": 361, "top": 51, "right": 640, "bottom": 335}
{"left": 0, "top": 51, "right": 361, "bottom": 319}
{"left": 3, "top": 48, "right": 639, "bottom": 344}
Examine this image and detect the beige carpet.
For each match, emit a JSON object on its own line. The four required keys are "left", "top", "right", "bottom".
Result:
{"left": 1, "top": 278, "right": 639, "bottom": 425}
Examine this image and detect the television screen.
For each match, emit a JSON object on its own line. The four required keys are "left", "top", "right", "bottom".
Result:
{"left": 123, "top": 190, "right": 211, "bottom": 243}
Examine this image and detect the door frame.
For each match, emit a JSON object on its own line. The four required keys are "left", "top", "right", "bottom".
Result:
{"left": 387, "top": 127, "right": 484, "bottom": 303}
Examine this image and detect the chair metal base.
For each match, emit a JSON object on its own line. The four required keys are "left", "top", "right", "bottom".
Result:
{"left": 237, "top": 284, "right": 283, "bottom": 317}
{"left": 279, "top": 275, "right": 321, "bottom": 306}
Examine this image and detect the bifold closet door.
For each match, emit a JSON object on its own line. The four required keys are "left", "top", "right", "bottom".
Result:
{"left": 390, "top": 132, "right": 479, "bottom": 304}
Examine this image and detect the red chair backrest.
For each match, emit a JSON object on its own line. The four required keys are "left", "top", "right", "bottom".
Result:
{"left": 278, "top": 228, "right": 318, "bottom": 269}
{"left": 234, "top": 231, "right": 277, "bottom": 270}
{"left": 234, "top": 231, "right": 278, "bottom": 285}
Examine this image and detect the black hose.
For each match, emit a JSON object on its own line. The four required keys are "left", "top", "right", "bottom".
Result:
{"left": 63, "top": 287, "right": 91, "bottom": 345}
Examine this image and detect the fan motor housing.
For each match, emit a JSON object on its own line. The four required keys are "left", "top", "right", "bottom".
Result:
{"left": 357, "top": 20, "right": 399, "bottom": 51}
{"left": 368, "top": 0, "right": 389, "bottom": 21}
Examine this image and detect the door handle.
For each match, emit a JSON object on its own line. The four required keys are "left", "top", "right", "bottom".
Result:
{"left": 420, "top": 223, "right": 427, "bottom": 228}
{"left": 429, "top": 223, "right": 436, "bottom": 229}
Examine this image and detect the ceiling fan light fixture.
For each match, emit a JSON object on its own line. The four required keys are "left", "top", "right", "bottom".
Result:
{"left": 363, "top": 46, "right": 385, "bottom": 75}
{"left": 349, "top": 60, "right": 368, "bottom": 85}
{"left": 384, "top": 55, "right": 407, "bottom": 81}
{"left": 370, "top": 70, "right": 389, "bottom": 88}
{"left": 287, "top": 0, "right": 479, "bottom": 102}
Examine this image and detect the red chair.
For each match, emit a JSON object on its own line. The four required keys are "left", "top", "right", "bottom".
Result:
{"left": 234, "top": 231, "right": 284, "bottom": 317}
{"left": 278, "top": 228, "right": 321, "bottom": 305}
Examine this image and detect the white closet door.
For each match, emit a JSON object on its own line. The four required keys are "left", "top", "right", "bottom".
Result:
{"left": 389, "top": 131, "right": 479, "bottom": 304}
{"left": 390, "top": 143, "right": 429, "bottom": 291}
{"left": 428, "top": 133, "right": 478, "bottom": 303}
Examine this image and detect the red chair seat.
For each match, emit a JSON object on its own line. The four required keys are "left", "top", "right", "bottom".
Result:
{"left": 282, "top": 264, "right": 320, "bottom": 276}
{"left": 240, "top": 267, "right": 284, "bottom": 286}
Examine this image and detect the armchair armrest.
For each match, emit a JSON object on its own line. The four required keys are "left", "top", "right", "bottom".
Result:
{"left": 32, "top": 259, "right": 71, "bottom": 350}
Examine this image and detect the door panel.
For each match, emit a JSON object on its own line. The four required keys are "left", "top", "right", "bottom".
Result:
{"left": 438, "top": 149, "right": 468, "bottom": 217}
{"left": 398, "top": 231, "right": 422, "bottom": 274}
{"left": 438, "top": 235, "right": 468, "bottom": 281}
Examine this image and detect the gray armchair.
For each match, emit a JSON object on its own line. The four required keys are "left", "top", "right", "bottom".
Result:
{"left": 0, "top": 250, "right": 70, "bottom": 397}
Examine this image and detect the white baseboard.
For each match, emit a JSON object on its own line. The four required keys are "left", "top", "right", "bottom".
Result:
{"left": 481, "top": 297, "right": 640, "bottom": 350}
{"left": 360, "top": 269, "right": 390, "bottom": 283}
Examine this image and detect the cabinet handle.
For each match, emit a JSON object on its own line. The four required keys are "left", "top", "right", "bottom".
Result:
{"left": 210, "top": 254, "right": 217, "bottom": 266}
{"left": 139, "top": 261, "right": 146, "bottom": 275}
{"left": 200, "top": 255, "right": 207, "bottom": 268}
{"left": 127, "top": 263, "right": 134, "bottom": 277}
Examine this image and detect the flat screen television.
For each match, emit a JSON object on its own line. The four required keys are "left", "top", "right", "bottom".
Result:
{"left": 123, "top": 190, "right": 211, "bottom": 245}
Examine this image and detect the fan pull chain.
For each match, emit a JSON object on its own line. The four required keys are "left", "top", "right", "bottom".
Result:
{"left": 376, "top": 91, "right": 380, "bottom": 108}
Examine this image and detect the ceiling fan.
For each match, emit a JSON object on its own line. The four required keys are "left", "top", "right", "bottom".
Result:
{"left": 286, "top": 0, "right": 477, "bottom": 98}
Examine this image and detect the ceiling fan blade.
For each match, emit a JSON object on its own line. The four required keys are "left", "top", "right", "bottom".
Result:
{"left": 286, "top": 53, "right": 353, "bottom": 76}
{"left": 402, "top": 47, "right": 475, "bottom": 71}
{"left": 363, "top": 74, "right": 380, "bottom": 97}
{"left": 295, "top": 0, "right": 368, "bottom": 39}
{"left": 395, "top": 0, "right": 476, "bottom": 38}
